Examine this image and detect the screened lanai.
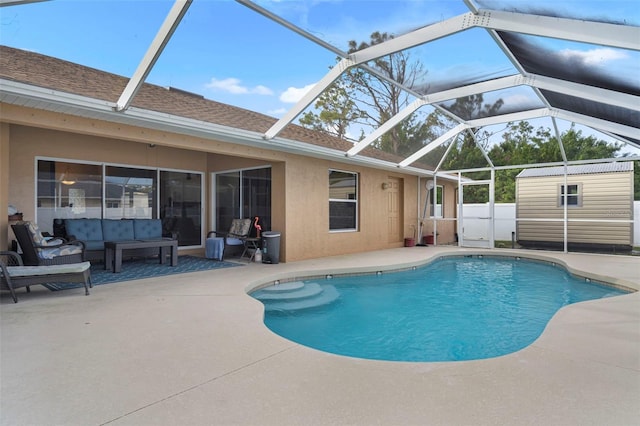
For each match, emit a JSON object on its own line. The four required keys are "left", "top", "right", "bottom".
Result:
{"left": 1, "top": 0, "right": 639, "bottom": 253}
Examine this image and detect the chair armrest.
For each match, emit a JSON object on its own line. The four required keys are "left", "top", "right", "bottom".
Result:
{"left": 0, "top": 251, "right": 24, "bottom": 266}
{"left": 0, "top": 259, "right": 10, "bottom": 284}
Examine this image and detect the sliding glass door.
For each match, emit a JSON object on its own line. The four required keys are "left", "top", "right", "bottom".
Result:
{"left": 37, "top": 159, "right": 203, "bottom": 247}
{"left": 215, "top": 167, "right": 271, "bottom": 232}
{"left": 160, "top": 171, "right": 202, "bottom": 247}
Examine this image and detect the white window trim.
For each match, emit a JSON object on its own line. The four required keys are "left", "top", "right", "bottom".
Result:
{"left": 329, "top": 169, "right": 358, "bottom": 232}
{"left": 558, "top": 183, "right": 583, "bottom": 208}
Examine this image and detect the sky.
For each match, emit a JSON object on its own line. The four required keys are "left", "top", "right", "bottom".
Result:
{"left": 0, "top": 0, "right": 638, "bottom": 154}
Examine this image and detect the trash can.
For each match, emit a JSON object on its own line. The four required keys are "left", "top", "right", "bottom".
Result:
{"left": 261, "top": 231, "right": 281, "bottom": 264}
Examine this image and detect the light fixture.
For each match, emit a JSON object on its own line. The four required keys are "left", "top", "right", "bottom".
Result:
{"left": 61, "top": 166, "right": 76, "bottom": 185}
{"left": 381, "top": 182, "right": 390, "bottom": 190}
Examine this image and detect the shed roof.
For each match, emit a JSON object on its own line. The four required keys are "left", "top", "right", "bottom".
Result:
{"left": 517, "top": 162, "right": 634, "bottom": 178}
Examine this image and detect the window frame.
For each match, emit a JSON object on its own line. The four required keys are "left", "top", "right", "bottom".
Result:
{"left": 329, "top": 169, "right": 359, "bottom": 232}
{"left": 558, "top": 183, "right": 582, "bottom": 207}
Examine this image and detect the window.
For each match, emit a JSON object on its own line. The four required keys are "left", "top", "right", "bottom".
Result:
{"left": 105, "top": 166, "right": 156, "bottom": 219}
{"left": 429, "top": 185, "right": 444, "bottom": 218}
{"left": 559, "top": 184, "right": 581, "bottom": 207}
{"left": 329, "top": 169, "right": 358, "bottom": 231}
{"left": 37, "top": 160, "right": 103, "bottom": 228}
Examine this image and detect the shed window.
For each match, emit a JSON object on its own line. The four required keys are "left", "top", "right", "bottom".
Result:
{"left": 559, "top": 184, "right": 581, "bottom": 207}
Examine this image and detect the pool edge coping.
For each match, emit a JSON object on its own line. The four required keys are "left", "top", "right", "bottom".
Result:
{"left": 245, "top": 249, "right": 639, "bottom": 294}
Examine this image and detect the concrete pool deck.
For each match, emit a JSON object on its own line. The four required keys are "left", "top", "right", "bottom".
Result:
{"left": 1, "top": 247, "right": 639, "bottom": 425}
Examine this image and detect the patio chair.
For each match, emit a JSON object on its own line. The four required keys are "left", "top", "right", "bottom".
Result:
{"left": 206, "top": 218, "right": 252, "bottom": 260}
{"left": 11, "top": 222, "right": 85, "bottom": 266}
{"left": 0, "top": 251, "right": 91, "bottom": 303}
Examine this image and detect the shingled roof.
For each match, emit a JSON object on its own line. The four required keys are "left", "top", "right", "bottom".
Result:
{"left": 0, "top": 45, "right": 421, "bottom": 169}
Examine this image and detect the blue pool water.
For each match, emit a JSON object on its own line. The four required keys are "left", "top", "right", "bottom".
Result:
{"left": 251, "top": 256, "right": 629, "bottom": 362}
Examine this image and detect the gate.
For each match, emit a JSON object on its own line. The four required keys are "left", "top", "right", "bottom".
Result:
{"left": 458, "top": 178, "right": 494, "bottom": 248}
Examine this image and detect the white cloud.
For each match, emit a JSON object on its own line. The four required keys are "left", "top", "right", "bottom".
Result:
{"left": 280, "top": 83, "right": 316, "bottom": 103}
{"left": 502, "top": 94, "right": 536, "bottom": 107}
{"left": 253, "top": 85, "right": 273, "bottom": 95}
{"left": 205, "top": 77, "right": 274, "bottom": 95}
{"left": 558, "top": 48, "right": 628, "bottom": 66}
{"left": 268, "top": 107, "right": 288, "bottom": 116}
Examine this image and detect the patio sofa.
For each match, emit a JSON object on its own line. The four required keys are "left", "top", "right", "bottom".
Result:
{"left": 64, "top": 218, "right": 175, "bottom": 262}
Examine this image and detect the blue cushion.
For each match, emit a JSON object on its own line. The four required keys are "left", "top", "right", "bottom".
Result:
{"left": 65, "top": 219, "right": 103, "bottom": 241}
{"left": 133, "top": 219, "right": 162, "bottom": 240}
{"left": 83, "top": 240, "right": 105, "bottom": 251}
{"left": 102, "top": 219, "right": 135, "bottom": 242}
{"left": 226, "top": 237, "right": 244, "bottom": 246}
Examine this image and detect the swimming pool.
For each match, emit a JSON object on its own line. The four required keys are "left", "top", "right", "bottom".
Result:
{"left": 251, "top": 256, "right": 629, "bottom": 362}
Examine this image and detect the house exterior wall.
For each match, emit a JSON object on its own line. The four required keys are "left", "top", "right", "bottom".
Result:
{"left": 1, "top": 122, "right": 9, "bottom": 252}
{"left": 516, "top": 171, "right": 634, "bottom": 247}
{"left": 1, "top": 103, "right": 456, "bottom": 262}
{"left": 284, "top": 160, "right": 412, "bottom": 261}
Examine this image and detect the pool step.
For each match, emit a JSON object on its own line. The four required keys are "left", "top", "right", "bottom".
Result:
{"left": 255, "top": 282, "right": 324, "bottom": 301}
{"left": 259, "top": 281, "right": 305, "bottom": 293}
{"left": 253, "top": 281, "right": 340, "bottom": 312}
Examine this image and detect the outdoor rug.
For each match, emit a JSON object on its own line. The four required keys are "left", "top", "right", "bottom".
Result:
{"left": 43, "top": 255, "right": 244, "bottom": 291}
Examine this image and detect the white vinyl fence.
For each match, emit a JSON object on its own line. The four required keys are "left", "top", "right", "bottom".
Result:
{"left": 462, "top": 202, "right": 640, "bottom": 246}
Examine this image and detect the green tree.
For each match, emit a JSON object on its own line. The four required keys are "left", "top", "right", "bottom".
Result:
{"left": 425, "top": 95, "right": 506, "bottom": 202}
{"left": 299, "top": 78, "right": 366, "bottom": 140}
{"left": 444, "top": 122, "right": 629, "bottom": 203}
{"left": 299, "top": 32, "right": 433, "bottom": 155}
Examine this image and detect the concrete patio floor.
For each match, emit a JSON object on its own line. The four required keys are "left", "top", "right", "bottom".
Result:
{"left": 1, "top": 247, "right": 639, "bottom": 425}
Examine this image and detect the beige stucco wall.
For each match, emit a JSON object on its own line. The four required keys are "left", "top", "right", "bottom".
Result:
{"left": 284, "top": 160, "right": 416, "bottom": 261}
{"left": 1, "top": 122, "right": 9, "bottom": 251}
{"left": 1, "top": 103, "right": 457, "bottom": 262}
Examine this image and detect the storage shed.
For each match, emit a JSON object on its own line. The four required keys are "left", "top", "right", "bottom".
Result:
{"left": 516, "top": 162, "right": 635, "bottom": 251}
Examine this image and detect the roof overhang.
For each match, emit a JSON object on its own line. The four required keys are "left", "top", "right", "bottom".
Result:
{"left": 0, "top": 78, "right": 459, "bottom": 181}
